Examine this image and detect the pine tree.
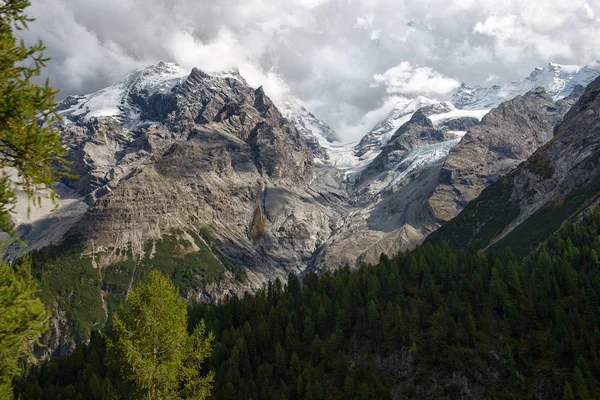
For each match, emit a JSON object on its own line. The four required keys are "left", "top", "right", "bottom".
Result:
{"left": 289, "top": 352, "right": 301, "bottom": 377}
{"left": 0, "top": 0, "right": 67, "bottom": 231}
{"left": 562, "top": 381, "right": 575, "bottom": 400}
{"left": 0, "top": 257, "right": 46, "bottom": 398}
{"left": 0, "top": 3, "right": 66, "bottom": 396}
{"left": 110, "top": 270, "right": 214, "bottom": 399}
{"left": 572, "top": 367, "right": 591, "bottom": 400}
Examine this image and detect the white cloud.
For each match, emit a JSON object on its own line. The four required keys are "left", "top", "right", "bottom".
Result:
{"left": 20, "top": 0, "right": 600, "bottom": 141}
{"left": 371, "top": 62, "right": 460, "bottom": 96}
{"left": 339, "top": 95, "right": 408, "bottom": 142}
{"left": 355, "top": 15, "right": 375, "bottom": 29}
{"left": 473, "top": 14, "right": 574, "bottom": 61}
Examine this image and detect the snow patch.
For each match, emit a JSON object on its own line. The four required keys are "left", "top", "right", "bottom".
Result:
{"left": 58, "top": 62, "right": 190, "bottom": 126}
{"left": 453, "top": 61, "right": 600, "bottom": 109}
{"left": 428, "top": 108, "right": 490, "bottom": 125}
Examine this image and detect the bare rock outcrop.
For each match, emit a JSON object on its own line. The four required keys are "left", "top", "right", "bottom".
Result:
{"left": 429, "top": 88, "right": 578, "bottom": 222}
{"left": 428, "top": 79, "right": 600, "bottom": 254}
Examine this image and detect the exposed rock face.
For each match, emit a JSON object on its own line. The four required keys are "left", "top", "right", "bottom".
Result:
{"left": 428, "top": 75, "right": 600, "bottom": 256}
{"left": 36, "top": 303, "right": 76, "bottom": 360}
{"left": 313, "top": 86, "right": 582, "bottom": 270}
{"left": 429, "top": 88, "right": 578, "bottom": 222}
{"left": 15, "top": 67, "right": 582, "bottom": 276}
{"left": 439, "top": 116, "right": 479, "bottom": 132}
{"left": 357, "top": 110, "right": 456, "bottom": 185}
{"left": 311, "top": 107, "right": 472, "bottom": 269}
{"left": 7, "top": 64, "right": 349, "bottom": 292}
{"left": 354, "top": 98, "right": 453, "bottom": 158}
{"left": 278, "top": 100, "right": 339, "bottom": 159}
{"left": 55, "top": 66, "right": 342, "bottom": 283}
{"left": 60, "top": 117, "right": 154, "bottom": 202}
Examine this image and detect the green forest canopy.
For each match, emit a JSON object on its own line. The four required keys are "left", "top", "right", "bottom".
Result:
{"left": 15, "top": 208, "right": 600, "bottom": 399}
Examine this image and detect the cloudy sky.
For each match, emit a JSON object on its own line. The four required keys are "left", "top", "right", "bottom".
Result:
{"left": 24, "top": 0, "right": 600, "bottom": 140}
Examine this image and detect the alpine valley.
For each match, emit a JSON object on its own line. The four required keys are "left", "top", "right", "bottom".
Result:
{"left": 7, "top": 59, "right": 600, "bottom": 364}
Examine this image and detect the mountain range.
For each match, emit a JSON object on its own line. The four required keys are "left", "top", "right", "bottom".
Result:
{"left": 6, "top": 60, "right": 600, "bottom": 356}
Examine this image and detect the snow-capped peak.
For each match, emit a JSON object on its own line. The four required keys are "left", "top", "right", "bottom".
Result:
{"left": 57, "top": 62, "right": 190, "bottom": 127}
{"left": 354, "top": 96, "right": 452, "bottom": 158}
{"left": 57, "top": 62, "right": 340, "bottom": 154}
{"left": 452, "top": 61, "right": 600, "bottom": 109}
{"left": 279, "top": 99, "right": 340, "bottom": 147}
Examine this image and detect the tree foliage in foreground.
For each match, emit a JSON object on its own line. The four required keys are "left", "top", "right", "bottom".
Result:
{"left": 109, "top": 270, "right": 214, "bottom": 400}
{"left": 0, "top": 1, "right": 66, "bottom": 398}
{"left": 0, "top": 0, "right": 66, "bottom": 231}
{"left": 15, "top": 208, "right": 600, "bottom": 398}
{"left": 0, "top": 257, "right": 46, "bottom": 398}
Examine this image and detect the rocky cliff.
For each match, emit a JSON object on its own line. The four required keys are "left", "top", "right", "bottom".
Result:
{"left": 429, "top": 88, "right": 580, "bottom": 222}
{"left": 428, "top": 76, "right": 600, "bottom": 257}
{"left": 63, "top": 66, "right": 345, "bottom": 279}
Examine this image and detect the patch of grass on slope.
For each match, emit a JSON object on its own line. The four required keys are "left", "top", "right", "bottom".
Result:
{"left": 427, "top": 175, "right": 521, "bottom": 251}
{"left": 493, "top": 170, "right": 600, "bottom": 258}
{"left": 429, "top": 147, "right": 600, "bottom": 260}
{"left": 101, "top": 254, "right": 136, "bottom": 318}
{"left": 199, "top": 227, "right": 246, "bottom": 282}
{"left": 31, "top": 228, "right": 242, "bottom": 339}
{"left": 31, "top": 235, "right": 105, "bottom": 340}
{"left": 135, "top": 230, "right": 227, "bottom": 295}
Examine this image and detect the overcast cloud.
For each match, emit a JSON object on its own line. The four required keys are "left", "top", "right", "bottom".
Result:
{"left": 23, "top": 0, "right": 600, "bottom": 141}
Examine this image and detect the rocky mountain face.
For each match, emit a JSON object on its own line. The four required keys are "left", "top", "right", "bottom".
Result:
{"left": 312, "top": 107, "right": 483, "bottom": 269}
{"left": 428, "top": 75, "right": 600, "bottom": 257}
{"left": 16, "top": 64, "right": 584, "bottom": 273}
{"left": 20, "top": 62, "right": 586, "bottom": 273}
{"left": 357, "top": 108, "right": 460, "bottom": 185}
{"left": 309, "top": 88, "right": 580, "bottom": 271}
{"left": 354, "top": 97, "right": 451, "bottom": 158}
{"left": 278, "top": 100, "right": 339, "bottom": 158}
{"left": 62, "top": 65, "right": 344, "bottom": 277}
{"left": 429, "top": 87, "right": 581, "bottom": 222}
{"left": 7, "top": 61, "right": 592, "bottom": 356}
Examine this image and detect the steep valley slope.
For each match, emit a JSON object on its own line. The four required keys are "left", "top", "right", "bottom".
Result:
{"left": 428, "top": 75, "right": 600, "bottom": 258}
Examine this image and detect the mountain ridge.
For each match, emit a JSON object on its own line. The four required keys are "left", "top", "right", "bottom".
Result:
{"left": 10, "top": 61, "right": 591, "bottom": 269}
{"left": 427, "top": 75, "right": 600, "bottom": 257}
{"left": 451, "top": 61, "right": 600, "bottom": 109}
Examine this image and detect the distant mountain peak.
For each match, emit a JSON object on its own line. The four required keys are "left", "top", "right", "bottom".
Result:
{"left": 56, "top": 63, "right": 335, "bottom": 152}
{"left": 277, "top": 99, "right": 340, "bottom": 146}
{"left": 57, "top": 62, "right": 190, "bottom": 126}
{"left": 354, "top": 96, "right": 445, "bottom": 158}
{"left": 452, "top": 61, "right": 600, "bottom": 109}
